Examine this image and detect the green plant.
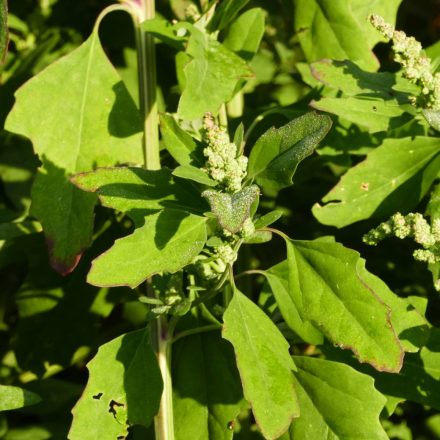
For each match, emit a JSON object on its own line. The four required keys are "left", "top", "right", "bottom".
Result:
{"left": 1, "top": 1, "right": 440, "bottom": 439}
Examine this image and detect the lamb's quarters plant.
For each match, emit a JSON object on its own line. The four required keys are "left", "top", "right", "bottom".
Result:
{"left": 1, "top": 1, "right": 440, "bottom": 439}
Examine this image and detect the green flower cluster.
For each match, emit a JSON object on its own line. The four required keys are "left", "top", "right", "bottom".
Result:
{"left": 369, "top": 14, "right": 440, "bottom": 110}
{"left": 203, "top": 113, "right": 248, "bottom": 193}
{"left": 191, "top": 114, "right": 259, "bottom": 284}
{"left": 364, "top": 212, "right": 440, "bottom": 289}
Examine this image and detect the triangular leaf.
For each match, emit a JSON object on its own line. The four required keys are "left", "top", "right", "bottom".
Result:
{"left": 172, "top": 165, "right": 217, "bottom": 187}
{"left": 0, "top": 385, "right": 42, "bottom": 411}
{"left": 247, "top": 112, "right": 332, "bottom": 192}
{"left": 173, "top": 330, "right": 245, "bottom": 440}
{"left": 423, "top": 108, "right": 440, "bottom": 131}
{"left": 311, "top": 96, "right": 410, "bottom": 133}
{"left": 223, "top": 288, "right": 299, "bottom": 440}
{"left": 203, "top": 185, "right": 259, "bottom": 233}
{"left": 288, "top": 357, "right": 388, "bottom": 440}
{"left": 178, "top": 26, "right": 252, "bottom": 120}
{"left": 223, "top": 8, "right": 265, "bottom": 61}
{"left": 313, "top": 137, "right": 440, "bottom": 227}
{"left": 5, "top": 29, "right": 143, "bottom": 274}
{"left": 69, "top": 329, "right": 162, "bottom": 439}
{"left": 72, "top": 166, "right": 207, "bottom": 220}
{"left": 208, "top": 0, "right": 251, "bottom": 31}
{"left": 286, "top": 238, "right": 404, "bottom": 372}
{"left": 88, "top": 209, "right": 207, "bottom": 288}
{"left": 160, "top": 114, "right": 204, "bottom": 167}
{"left": 294, "top": 0, "right": 379, "bottom": 70}
{"left": 264, "top": 264, "right": 324, "bottom": 345}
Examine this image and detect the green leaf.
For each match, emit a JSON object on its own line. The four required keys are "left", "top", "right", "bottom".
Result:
{"left": 0, "top": 0, "right": 7, "bottom": 63}
{"left": 253, "top": 209, "right": 283, "bottom": 229}
{"left": 69, "top": 328, "right": 162, "bottom": 439}
{"left": 313, "top": 137, "right": 440, "bottom": 228}
{"left": 160, "top": 113, "right": 204, "bottom": 167}
{"left": 356, "top": 259, "right": 429, "bottom": 352}
{"left": 0, "top": 132, "right": 38, "bottom": 222}
{"left": 423, "top": 108, "right": 440, "bottom": 131}
{"left": 264, "top": 263, "right": 324, "bottom": 345}
{"left": 0, "top": 221, "right": 42, "bottom": 240}
{"left": 88, "top": 209, "right": 207, "bottom": 288}
{"left": 310, "top": 59, "right": 403, "bottom": 98}
{"left": 173, "top": 330, "right": 245, "bottom": 440}
{"left": 350, "top": 0, "right": 402, "bottom": 47}
{"left": 72, "top": 167, "right": 207, "bottom": 220}
{"left": 247, "top": 112, "right": 332, "bottom": 191}
{"left": 177, "top": 27, "right": 252, "bottom": 121}
{"left": 172, "top": 165, "right": 217, "bottom": 187}
{"left": 288, "top": 357, "right": 388, "bottom": 440}
{"left": 372, "top": 328, "right": 440, "bottom": 410}
{"left": 0, "top": 385, "right": 41, "bottom": 412}
{"left": 208, "top": 0, "right": 251, "bottom": 31}
{"left": 223, "top": 288, "right": 299, "bottom": 440}
{"left": 286, "top": 238, "right": 404, "bottom": 372}
{"left": 223, "top": 8, "right": 265, "bottom": 61}
{"left": 13, "top": 234, "right": 122, "bottom": 375}
{"left": 294, "top": 0, "right": 379, "bottom": 70}
{"left": 5, "top": 30, "right": 143, "bottom": 274}
{"left": 142, "top": 18, "right": 186, "bottom": 50}
{"left": 311, "top": 96, "right": 410, "bottom": 133}
{"left": 203, "top": 185, "right": 260, "bottom": 233}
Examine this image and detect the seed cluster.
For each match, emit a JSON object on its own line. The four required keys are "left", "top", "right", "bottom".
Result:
{"left": 203, "top": 113, "right": 248, "bottom": 193}
{"left": 364, "top": 212, "right": 440, "bottom": 289}
{"left": 369, "top": 14, "right": 440, "bottom": 110}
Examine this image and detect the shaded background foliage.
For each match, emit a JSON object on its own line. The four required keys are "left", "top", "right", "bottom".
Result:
{"left": 0, "top": 0, "right": 440, "bottom": 439}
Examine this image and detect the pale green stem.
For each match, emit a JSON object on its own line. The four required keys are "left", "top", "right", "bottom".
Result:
{"left": 226, "top": 91, "right": 244, "bottom": 118}
{"left": 135, "top": 0, "right": 160, "bottom": 170}
{"left": 154, "top": 315, "right": 175, "bottom": 440}
{"left": 133, "top": 0, "right": 173, "bottom": 438}
{"left": 218, "top": 103, "right": 228, "bottom": 128}
{"left": 171, "top": 324, "right": 222, "bottom": 344}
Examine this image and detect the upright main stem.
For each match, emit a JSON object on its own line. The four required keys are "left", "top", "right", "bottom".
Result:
{"left": 136, "top": 0, "right": 160, "bottom": 170}
{"left": 134, "top": 1, "right": 174, "bottom": 439}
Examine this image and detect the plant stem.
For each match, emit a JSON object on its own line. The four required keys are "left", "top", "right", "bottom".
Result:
{"left": 134, "top": 1, "right": 173, "bottom": 438}
{"left": 154, "top": 315, "right": 175, "bottom": 440}
{"left": 135, "top": 0, "right": 160, "bottom": 170}
{"left": 172, "top": 324, "right": 222, "bottom": 344}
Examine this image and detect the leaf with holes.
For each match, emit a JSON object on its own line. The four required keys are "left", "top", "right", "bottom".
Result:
{"left": 69, "top": 328, "right": 162, "bottom": 439}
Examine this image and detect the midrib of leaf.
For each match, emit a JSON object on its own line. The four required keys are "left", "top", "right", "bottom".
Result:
{"left": 58, "top": 34, "right": 98, "bottom": 250}
{"left": 233, "top": 295, "right": 273, "bottom": 403}
{"left": 193, "top": 53, "right": 209, "bottom": 99}
{"left": 314, "top": 0, "right": 357, "bottom": 59}
{"left": 128, "top": 214, "right": 204, "bottom": 266}
{"left": 293, "top": 373, "right": 341, "bottom": 440}
{"left": 324, "top": 148, "right": 440, "bottom": 204}
{"left": 297, "top": 247, "right": 397, "bottom": 360}
{"left": 294, "top": 365, "right": 385, "bottom": 440}
{"left": 250, "top": 133, "right": 281, "bottom": 178}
